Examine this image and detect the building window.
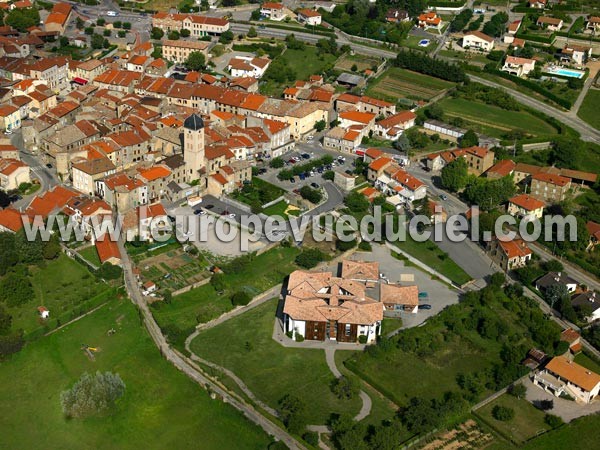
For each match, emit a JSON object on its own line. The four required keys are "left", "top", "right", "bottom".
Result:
{"left": 345, "top": 324, "right": 351, "bottom": 336}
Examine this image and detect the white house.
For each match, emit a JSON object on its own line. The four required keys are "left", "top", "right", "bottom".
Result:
{"left": 533, "top": 356, "right": 600, "bottom": 404}
{"left": 586, "top": 16, "right": 600, "bottom": 32}
{"left": 462, "top": 31, "right": 495, "bottom": 52}
{"left": 537, "top": 16, "right": 563, "bottom": 31}
{"left": 535, "top": 271, "right": 578, "bottom": 294}
{"left": 38, "top": 306, "right": 50, "bottom": 319}
{"left": 142, "top": 281, "right": 157, "bottom": 295}
{"left": 297, "top": 9, "right": 321, "bottom": 26}
{"left": 507, "top": 193, "right": 545, "bottom": 220}
{"left": 528, "top": 0, "right": 547, "bottom": 9}
{"left": 372, "top": 110, "right": 416, "bottom": 141}
{"left": 502, "top": 56, "right": 536, "bottom": 77}
{"left": 227, "top": 56, "right": 271, "bottom": 79}
{"left": 260, "top": 2, "right": 286, "bottom": 21}
{"left": 571, "top": 291, "right": 600, "bottom": 322}
{"left": 561, "top": 44, "right": 592, "bottom": 65}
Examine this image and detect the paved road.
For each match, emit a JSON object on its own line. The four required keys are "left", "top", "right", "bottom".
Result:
{"left": 469, "top": 74, "right": 600, "bottom": 143}
{"left": 117, "top": 238, "right": 305, "bottom": 450}
{"left": 304, "top": 182, "right": 344, "bottom": 218}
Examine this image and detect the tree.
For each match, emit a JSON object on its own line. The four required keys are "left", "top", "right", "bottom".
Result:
{"left": 278, "top": 394, "right": 308, "bottom": 434}
{"left": 251, "top": 9, "right": 261, "bottom": 21}
{"left": 118, "top": 30, "right": 126, "bottom": 38}
{"left": 219, "top": 30, "right": 234, "bottom": 44}
{"left": 344, "top": 191, "right": 369, "bottom": 213}
{"left": 168, "top": 30, "right": 180, "bottom": 40}
{"left": 84, "top": 27, "right": 94, "bottom": 36}
{"left": 508, "top": 382, "right": 527, "bottom": 399}
{"left": 91, "top": 33, "right": 105, "bottom": 49}
{"left": 0, "top": 232, "right": 18, "bottom": 276}
{"left": 299, "top": 186, "right": 322, "bottom": 204}
{"left": 545, "top": 284, "right": 570, "bottom": 310}
{"left": 323, "top": 170, "right": 335, "bottom": 181}
{"left": 314, "top": 119, "right": 327, "bottom": 132}
{"left": 492, "top": 405, "right": 514, "bottom": 421}
{"left": 459, "top": 129, "right": 479, "bottom": 148}
{"left": 180, "top": 28, "right": 190, "bottom": 38}
{"left": 96, "top": 18, "right": 106, "bottom": 26}
{"left": 490, "top": 272, "right": 505, "bottom": 288}
{"left": 331, "top": 376, "right": 359, "bottom": 400}
{"left": 5, "top": 9, "right": 40, "bottom": 31}
{"left": 545, "top": 414, "right": 564, "bottom": 428}
{"left": 247, "top": 26, "right": 257, "bottom": 38}
{"left": 210, "top": 272, "right": 226, "bottom": 293}
{"left": 0, "top": 271, "right": 34, "bottom": 307}
{"left": 76, "top": 17, "right": 85, "bottom": 30}
{"left": 151, "top": 27, "right": 164, "bottom": 40}
{"left": 399, "top": 397, "right": 440, "bottom": 434}
{"left": 231, "top": 290, "right": 251, "bottom": 306}
{"left": 103, "top": 29, "right": 111, "bottom": 37}
{"left": 122, "top": 22, "right": 132, "bottom": 30}
{"left": 185, "top": 51, "right": 206, "bottom": 71}
{"left": 113, "top": 21, "right": 122, "bottom": 29}
{"left": 270, "top": 157, "right": 284, "bottom": 169}
{"left": 95, "top": 263, "right": 122, "bottom": 280}
{"left": 441, "top": 157, "right": 468, "bottom": 192}
{"left": 60, "top": 371, "right": 125, "bottom": 419}
{"left": 425, "top": 103, "right": 444, "bottom": 121}
{"left": 295, "top": 248, "right": 325, "bottom": 269}
{"left": 336, "top": 238, "right": 357, "bottom": 252}
{"left": 0, "top": 304, "right": 12, "bottom": 334}
{"left": 59, "top": 36, "right": 69, "bottom": 47}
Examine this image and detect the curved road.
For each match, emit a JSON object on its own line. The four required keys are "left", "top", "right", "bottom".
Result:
{"left": 117, "top": 238, "right": 305, "bottom": 450}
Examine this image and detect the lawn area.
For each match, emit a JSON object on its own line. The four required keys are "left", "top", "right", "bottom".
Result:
{"left": 0, "top": 299, "right": 271, "bottom": 450}
{"left": 403, "top": 35, "right": 436, "bottom": 52}
{"left": 574, "top": 352, "right": 600, "bottom": 374}
{"left": 437, "top": 97, "right": 558, "bottom": 138}
{"left": 262, "top": 200, "right": 300, "bottom": 219}
{"left": 334, "top": 53, "right": 382, "bottom": 73}
{"left": 231, "top": 177, "right": 285, "bottom": 213}
{"left": 152, "top": 246, "right": 300, "bottom": 335}
{"left": 260, "top": 46, "right": 337, "bottom": 97}
{"left": 78, "top": 245, "right": 101, "bottom": 267}
{"left": 10, "top": 254, "right": 112, "bottom": 337}
{"left": 366, "top": 67, "right": 454, "bottom": 103}
{"left": 392, "top": 234, "right": 472, "bottom": 286}
{"left": 190, "top": 299, "right": 363, "bottom": 425}
{"left": 521, "top": 415, "right": 600, "bottom": 450}
{"left": 577, "top": 88, "right": 600, "bottom": 131}
{"left": 477, "top": 394, "right": 551, "bottom": 444}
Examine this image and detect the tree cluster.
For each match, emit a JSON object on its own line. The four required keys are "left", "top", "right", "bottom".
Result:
{"left": 394, "top": 51, "right": 466, "bottom": 83}
{"left": 482, "top": 12, "right": 509, "bottom": 37}
{"left": 295, "top": 248, "right": 325, "bottom": 269}
{"left": 60, "top": 371, "right": 125, "bottom": 419}
{"left": 299, "top": 186, "right": 322, "bottom": 204}
{"left": 450, "top": 8, "right": 473, "bottom": 32}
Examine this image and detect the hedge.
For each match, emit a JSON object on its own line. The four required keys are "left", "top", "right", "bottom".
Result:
{"left": 515, "top": 32, "right": 556, "bottom": 44}
{"left": 486, "top": 69, "right": 573, "bottom": 109}
{"left": 427, "top": 0, "right": 466, "bottom": 7}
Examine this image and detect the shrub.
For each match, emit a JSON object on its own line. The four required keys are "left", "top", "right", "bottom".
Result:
{"left": 295, "top": 333, "right": 304, "bottom": 342}
{"left": 492, "top": 405, "right": 515, "bottom": 421}
{"left": 295, "top": 248, "right": 325, "bottom": 269}
{"left": 336, "top": 238, "right": 357, "bottom": 252}
{"left": 231, "top": 291, "right": 251, "bottom": 306}
{"left": 545, "top": 414, "right": 564, "bottom": 428}
{"left": 331, "top": 376, "right": 359, "bottom": 400}
{"left": 358, "top": 241, "right": 372, "bottom": 251}
{"left": 302, "top": 431, "right": 319, "bottom": 446}
{"left": 60, "top": 371, "right": 125, "bottom": 419}
{"left": 358, "top": 334, "right": 368, "bottom": 344}
{"left": 508, "top": 382, "right": 527, "bottom": 399}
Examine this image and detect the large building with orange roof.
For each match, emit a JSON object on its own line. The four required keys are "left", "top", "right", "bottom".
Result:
{"left": 534, "top": 355, "right": 600, "bottom": 404}
{"left": 152, "top": 12, "right": 229, "bottom": 37}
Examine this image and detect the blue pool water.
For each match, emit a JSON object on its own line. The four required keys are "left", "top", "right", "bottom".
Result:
{"left": 549, "top": 68, "right": 584, "bottom": 79}
{"left": 418, "top": 39, "right": 430, "bottom": 47}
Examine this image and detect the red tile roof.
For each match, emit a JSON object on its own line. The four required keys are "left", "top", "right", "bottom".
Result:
{"left": 532, "top": 172, "right": 571, "bottom": 186}
{"left": 95, "top": 235, "right": 121, "bottom": 264}
{"left": 509, "top": 194, "right": 545, "bottom": 211}
{"left": 0, "top": 207, "right": 27, "bottom": 232}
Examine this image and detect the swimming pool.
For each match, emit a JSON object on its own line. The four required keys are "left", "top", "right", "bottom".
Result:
{"left": 418, "top": 39, "right": 430, "bottom": 47}
{"left": 546, "top": 67, "right": 585, "bottom": 79}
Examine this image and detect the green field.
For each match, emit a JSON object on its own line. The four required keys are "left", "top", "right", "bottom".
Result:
{"left": 10, "top": 255, "right": 111, "bottom": 336}
{"left": 438, "top": 97, "right": 558, "bottom": 138}
{"left": 577, "top": 88, "right": 600, "bottom": 131}
{"left": 334, "top": 53, "right": 382, "bottom": 73}
{"left": 260, "top": 46, "right": 337, "bottom": 97}
{"left": 152, "top": 246, "right": 300, "bottom": 335}
{"left": 0, "top": 299, "right": 271, "bottom": 450}
{"left": 366, "top": 67, "right": 454, "bottom": 102}
{"left": 190, "top": 299, "right": 362, "bottom": 425}
{"left": 521, "top": 415, "right": 600, "bottom": 450}
{"left": 477, "top": 394, "right": 551, "bottom": 444}
{"left": 262, "top": 200, "right": 300, "bottom": 218}
{"left": 78, "top": 245, "right": 101, "bottom": 267}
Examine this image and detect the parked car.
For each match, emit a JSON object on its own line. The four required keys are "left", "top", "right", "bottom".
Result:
{"left": 288, "top": 158, "right": 296, "bottom": 164}
{"left": 228, "top": 213, "right": 236, "bottom": 219}
{"left": 258, "top": 168, "right": 267, "bottom": 174}
{"left": 301, "top": 153, "right": 311, "bottom": 159}
{"left": 419, "top": 304, "right": 432, "bottom": 310}
{"left": 45, "top": 163, "right": 52, "bottom": 168}
{"left": 310, "top": 182, "right": 320, "bottom": 189}
{"left": 290, "top": 177, "right": 296, "bottom": 183}
{"left": 299, "top": 173, "right": 306, "bottom": 180}
{"left": 204, "top": 204, "right": 214, "bottom": 209}
{"left": 439, "top": 194, "right": 448, "bottom": 201}
{"left": 418, "top": 292, "right": 428, "bottom": 298}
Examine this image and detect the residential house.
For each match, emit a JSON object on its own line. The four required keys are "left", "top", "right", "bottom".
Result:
{"left": 530, "top": 172, "right": 571, "bottom": 202}
{"left": 533, "top": 356, "right": 600, "bottom": 404}
{"left": 490, "top": 237, "right": 532, "bottom": 271}
{"left": 297, "top": 9, "right": 321, "bottom": 26}
{"left": 535, "top": 271, "right": 578, "bottom": 294}
{"left": 462, "top": 31, "right": 495, "bottom": 52}
{"left": 0, "top": 104, "right": 20, "bottom": 131}
{"left": 586, "top": 221, "right": 600, "bottom": 251}
{"left": 95, "top": 234, "right": 122, "bottom": 265}
{"left": 72, "top": 155, "right": 117, "bottom": 196}
{"left": 323, "top": 127, "right": 362, "bottom": 153}
{"left": 70, "top": 59, "right": 107, "bottom": 83}
{"left": 502, "top": 56, "right": 536, "bottom": 77}
{"left": 161, "top": 39, "right": 210, "bottom": 64}
{"left": 372, "top": 110, "right": 416, "bottom": 141}
{"left": 537, "top": 16, "right": 563, "bottom": 31}
{"left": 283, "top": 263, "right": 384, "bottom": 343}
{"left": 44, "top": 3, "right": 72, "bottom": 34}
{"left": 0, "top": 207, "right": 26, "bottom": 232}
{"left": 507, "top": 193, "right": 545, "bottom": 220}
{"left": 571, "top": 291, "right": 600, "bottom": 322}
{"left": 380, "top": 284, "right": 418, "bottom": 314}
{"left": 485, "top": 159, "right": 516, "bottom": 179}
{"left": 338, "top": 110, "right": 376, "bottom": 130}
{"left": 227, "top": 56, "right": 271, "bottom": 79}
{"left": 123, "top": 202, "right": 169, "bottom": 242}
{"left": 528, "top": 0, "right": 547, "bottom": 8}
{"left": 386, "top": 9, "right": 409, "bottom": 23}
{"left": 462, "top": 146, "right": 495, "bottom": 176}
{"left": 260, "top": 3, "right": 286, "bottom": 21}
{"left": 136, "top": 165, "right": 172, "bottom": 201}
{"left": 126, "top": 55, "right": 151, "bottom": 73}
{"left": 586, "top": 16, "right": 600, "bottom": 32}
{"left": 418, "top": 12, "right": 442, "bottom": 30}
{"left": 561, "top": 44, "right": 592, "bottom": 65}
{"left": 0, "top": 157, "right": 29, "bottom": 189}
{"left": 560, "top": 328, "right": 582, "bottom": 354}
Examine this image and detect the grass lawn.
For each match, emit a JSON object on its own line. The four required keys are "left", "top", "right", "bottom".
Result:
{"left": 262, "top": 200, "right": 300, "bottom": 219}
{"left": 574, "top": 352, "right": 600, "bottom": 374}
{"left": 232, "top": 177, "right": 285, "bottom": 212}
{"left": 78, "top": 245, "right": 101, "bottom": 267}
{"left": 403, "top": 35, "right": 436, "bottom": 52}
{"left": 190, "top": 299, "right": 362, "bottom": 425}
{"left": 577, "top": 88, "right": 600, "bottom": 131}
{"left": 152, "top": 246, "right": 300, "bottom": 333}
{"left": 392, "top": 234, "right": 472, "bottom": 286}
{"left": 260, "top": 46, "right": 337, "bottom": 97}
{"left": 521, "top": 415, "right": 600, "bottom": 450}
{"left": 437, "top": 97, "right": 558, "bottom": 138}
{"left": 477, "top": 394, "right": 551, "bottom": 444}
{"left": 381, "top": 317, "right": 403, "bottom": 335}
{"left": 10, "top": 255, "right": 112, "bottom": 337}
{"left": 0, "top": 299, "right": 271, "bottom": 450}
{"left": 334, "top": 53, "right": 382, "bottom": 73}
{"left": 366, "top": 67, "right": 454, "bottom": 103}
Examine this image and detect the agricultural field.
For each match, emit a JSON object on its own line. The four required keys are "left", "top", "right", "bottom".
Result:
{"left": 521, "top": 415, "right": 600, "bottom": 450}
{"left": 366, "top": 67, "right": 455, "bottom": 103}
{"left": 437, "top": 97, "right": 559, "bottom": 138}
{"left": 0, "top": 299, "right": 272, "bottom": 450}
{"left": 420, "top": 419, "right": 495, "bottom": 450}
{"left": 137, "top": 247, "right": 210, "bottom": 292}
{"left": 12, "top": 255, "right": 112, "bottom": 337}
{"left": 190, "top": 299, "right": 363, "bottom": 425}
{"left": 577, "top": 88, "right": 600, "bottom": 131}
{"left": 334, "top": 53, "right": 382, "bottom": 73}
{"left": 477, "top": 394, "right": 551, "bottom": 444}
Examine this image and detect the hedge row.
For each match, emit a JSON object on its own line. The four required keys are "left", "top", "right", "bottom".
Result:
{"left": 427, "top": 0, "right": 467, "bottom": 7}
{"left": 515, "top": 32, "right": 556, "bottom": 44}
{"left": 486, "top": 69, "right": 573, "bottom": 109}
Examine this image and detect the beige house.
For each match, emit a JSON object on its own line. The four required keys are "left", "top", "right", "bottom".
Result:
{"left": 490, "top": 238, "right": 532, "bottom": 271}
{"left": 537, "top": 16, "right": 563, "bottom": 31}
{"left": 152, "top": 12, "right": 230, "bottom": 37}
{"left": 72, "top": 157, "right": 117, "bottom": 196}
{"left": 0, "top": 158, "right": 29, "bottom": 190}
{"left": 502, "top": 56, "right": 536, "bottom": 77}
{"left": 507, "top": 194, "right": 545, "bottom": 220}
{"left": 462, "top": 31, "right": 495, "bottom": 52}
{"left": 162, "top": 40, "right": 210, "bottom": 64}
{"left": 530, "top": 172, "right": 571, "bottom": 202}
{"left": 533, "top": 356, "right": 600, "bottom": 404}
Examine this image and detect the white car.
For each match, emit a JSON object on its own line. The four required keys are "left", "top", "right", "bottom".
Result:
{"left": 106, "top": 10, "right": 118, "bottom": 17}
{"left": 229, "top": 213, "right": 236, "bottom": 219}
